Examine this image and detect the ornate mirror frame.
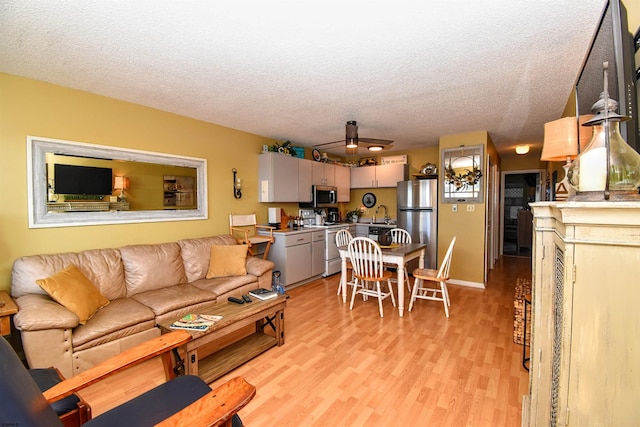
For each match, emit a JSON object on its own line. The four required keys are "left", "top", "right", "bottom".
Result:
{"left": 441, "top": 144, "right": 484, "bottom": 204}
{"left": 27, "top": 136, "right": 208, "bottom": 228}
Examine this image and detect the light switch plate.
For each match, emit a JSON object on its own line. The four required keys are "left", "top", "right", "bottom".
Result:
{"left": 452, "top": 204, "right": 457, "bottom": 212}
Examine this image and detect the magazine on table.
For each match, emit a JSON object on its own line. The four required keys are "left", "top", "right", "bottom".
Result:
{"left": 249, "top": 288, "right": 278, "bottom": 300}
{"left": 169, "top": 314, "right": 223, "bottom": 331}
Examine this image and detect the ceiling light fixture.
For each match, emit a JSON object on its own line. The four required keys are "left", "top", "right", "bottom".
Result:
{"left": 368, "top": 145, "right": 384, "bottom": 152}
{"left": 515, "top": 145, "right": 530, "bottom": 155}
{"left": 345, "top": 120, "right": 358, "bottom": 149}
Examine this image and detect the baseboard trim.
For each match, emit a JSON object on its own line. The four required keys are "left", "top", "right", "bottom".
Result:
{"left": 449, "top": 279, "right": 485, "bottom": 289}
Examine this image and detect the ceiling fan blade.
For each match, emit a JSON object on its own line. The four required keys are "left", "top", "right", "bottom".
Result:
{"left": 312, "top": 140, "right": 346, "bottom": 148}
{"left": 358, "top": 137, "right": 393, "bottom": 145}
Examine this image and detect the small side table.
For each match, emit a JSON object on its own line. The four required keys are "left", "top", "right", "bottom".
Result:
{"left": 0, "top": 290, "right": 18, "bottom": 337}
{"left": 522, "top": 293, "right": 531, "bottom": 372}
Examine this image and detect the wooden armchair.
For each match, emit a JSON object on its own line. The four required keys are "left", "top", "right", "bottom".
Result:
{"left": 0, "top": 330, "right": 255, "bottom": 427}
{"left": 229, "top": 212, "right": 275, "bottom": 259}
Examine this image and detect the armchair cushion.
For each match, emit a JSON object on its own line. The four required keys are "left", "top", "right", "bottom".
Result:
{"left": 36, "top": 265, "right": 109, "bottom": 325}
{"left": 29, "top": 368, "right": 82, "bottom": 416}
{"left": 206, "top": 245, "right": 248, "bottom": 278}
{"left": 84, "top": 375, "right": 210, "bottom": 427}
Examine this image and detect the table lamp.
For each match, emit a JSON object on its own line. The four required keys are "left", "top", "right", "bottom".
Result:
{"left": 541, "top": 115, "right": 592, "bottom": 200}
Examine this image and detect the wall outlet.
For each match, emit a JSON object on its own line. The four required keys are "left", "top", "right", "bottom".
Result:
{"left": 452, "top": 204, "right": 458, "bottom": 212}
{"left": 467, "top": 205, "right": 475, "bottom": 212}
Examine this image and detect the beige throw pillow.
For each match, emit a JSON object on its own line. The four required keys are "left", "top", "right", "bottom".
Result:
{"left": 36, "top": 265, "right": 110, "bottom": 324}
{"left": 206, "top": 244, "right": 248, "bottom": 278}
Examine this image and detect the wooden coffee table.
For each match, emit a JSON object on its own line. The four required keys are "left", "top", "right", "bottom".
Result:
{"left": 159, "top": 295, "right": 286, "bottom": 383}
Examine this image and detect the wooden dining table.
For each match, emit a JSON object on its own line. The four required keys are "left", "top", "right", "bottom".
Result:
{"left": 338, "top": 242, "right": 427, "bottom": 317}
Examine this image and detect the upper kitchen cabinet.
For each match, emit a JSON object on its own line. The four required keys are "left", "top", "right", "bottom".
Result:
{"left": 259, "top": 153, "right": 312, "bottom": 202}
{"left": 334, "top": 165, "right": 351, "bottom": 202}
{"left": 312, "top": 161, "right": 335, "bottom": 187}
{"left": 350, "top": 163, "right": 408, "bottom": 188}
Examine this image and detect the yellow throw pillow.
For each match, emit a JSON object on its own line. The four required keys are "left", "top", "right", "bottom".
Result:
{"left": 206, "top": 244, "right": 248, "bottom": 278}
{"left": 36, "top": 265, "right": 110, "bottom": 325}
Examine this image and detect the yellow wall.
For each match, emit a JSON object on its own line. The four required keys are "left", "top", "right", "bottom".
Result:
{"left": 0, "top": 73, "right": 281, "bottom": 292}
{"left": 438, "top": 130, "right": 490, "bottom": 284}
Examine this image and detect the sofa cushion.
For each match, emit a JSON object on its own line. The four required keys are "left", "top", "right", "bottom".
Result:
{"left": 206, "top": 244, "right": 248, "bottom": 278}
{"left": 178, "top": 235, "right": 238, "bottom": 282}
{"left": 12, "top": 249, "right": 126, "bottom": 301}
{"left": 72, "top": 298, "right": 156, "bottom": 348}
{"left": 120, "top": 243, "right": 187, "bottom": 296}
{"left": 191, "top": 274, "right": 257, "bottom": 297}
{"left": 36, "top": 265, "right": 110, "bottom": 325}
{"left": 130, "top": 284, "right": 217, "bottom": 318}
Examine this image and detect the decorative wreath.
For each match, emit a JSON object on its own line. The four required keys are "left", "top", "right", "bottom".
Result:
{"left": 444, "top": 158, "right": 482, "bottom": 191}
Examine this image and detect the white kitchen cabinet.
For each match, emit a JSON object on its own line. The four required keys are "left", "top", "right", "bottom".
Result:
{"left": 258, "top": 153, "right": 312, "bottom": 203}
{"left": 312, "top": 161, "right": 335, "bottom": 187}
{"left": 311, "top": 230, "right": 325, "bottom": 277}
{"left": 523, "top": 202, "right": 640, "bottom": 427}
{"left": 334, "top": 165, "right": 351, "bottom": 202}
{"left": 264, "top": 229, "right": 326, "bottom": 288}
{"left": 350, "top": 163, "right": 408, "bottom": 188}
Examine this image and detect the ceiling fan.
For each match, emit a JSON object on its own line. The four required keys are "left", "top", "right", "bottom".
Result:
{"left": 313, "top": 121, "right": 394, "bottom": 154}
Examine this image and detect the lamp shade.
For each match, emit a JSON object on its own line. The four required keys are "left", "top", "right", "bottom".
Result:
{"left": 540, "top": 115, "right": 593, "bottom": 162}
{"left": 113, "top": 176, "right": 129, "bottom": 190}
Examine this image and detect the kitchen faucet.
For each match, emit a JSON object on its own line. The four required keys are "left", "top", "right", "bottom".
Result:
{"left": 375, "top": 204, "right": 389, "bottom": 223}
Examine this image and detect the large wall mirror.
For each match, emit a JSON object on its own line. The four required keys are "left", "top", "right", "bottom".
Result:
{"left": 28, "top": 136, "right": 208, "bottom": 228}
{"left": 441, "top": 144, "right": 484, "bottom": 203}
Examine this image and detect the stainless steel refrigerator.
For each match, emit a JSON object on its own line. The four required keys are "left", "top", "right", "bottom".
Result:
{"left": 397, "top": 179, "right": 438, "bottom": 271}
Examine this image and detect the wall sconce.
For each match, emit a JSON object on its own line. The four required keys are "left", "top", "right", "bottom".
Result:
{"left": 232, "top": 168, "right": 242, "bottom": 199}
{"left": 567, "top": 62, "right": 640, "bottom": 201}
{"left": 515, "top": 145, "right": 530, "bottom": 155}
{"left": 113, "top": 176, "right": 129, "bottom": 202}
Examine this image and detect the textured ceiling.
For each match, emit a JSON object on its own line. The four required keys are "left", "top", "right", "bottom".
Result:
{"left": 0, "top": 1, "right": 606, "bottom": 158}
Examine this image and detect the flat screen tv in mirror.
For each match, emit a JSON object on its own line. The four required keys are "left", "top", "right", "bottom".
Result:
{"left": 575, "top": 0, "right": 638, "bottom": 151}
{"left": 54, "top": 164, "right": 113, "bottom": 196}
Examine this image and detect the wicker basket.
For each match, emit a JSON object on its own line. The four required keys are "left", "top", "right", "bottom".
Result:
{"left": 513, "top": 278, "right": 532, "bottom": 345}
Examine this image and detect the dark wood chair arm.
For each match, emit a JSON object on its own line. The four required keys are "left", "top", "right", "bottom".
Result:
{"left": 155, "top": 376, "right": 256, "bottom": 427}
{"left": 43, "top": 330, "right": 191, "bottom": 403}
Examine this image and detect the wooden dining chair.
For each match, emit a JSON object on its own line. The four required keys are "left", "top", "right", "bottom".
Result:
{"left": 335, "top": 229, "right": 354, "bottom": 296}
{"left": 387, "top": 228, "right": 412, "bottom": 291}
{"left": 229, "top": 212, "right": 275, "bottom": 259}
{"left": 348, "top": 237, "right": 396, "bottom": 318}
{"left": 409, "top": 236, "right": 456, "bottom": 317}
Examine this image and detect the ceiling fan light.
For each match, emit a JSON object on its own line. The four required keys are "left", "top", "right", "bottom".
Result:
{"left": 368, "top": 145, "right": 384, "bottom": 151}
{"left": 346, "top": 120, "right": 358, "bottom": 148}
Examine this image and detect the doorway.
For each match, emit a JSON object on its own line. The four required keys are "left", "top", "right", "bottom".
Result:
{"left": 500, "top": 170, "right": 545, "bottom": 257}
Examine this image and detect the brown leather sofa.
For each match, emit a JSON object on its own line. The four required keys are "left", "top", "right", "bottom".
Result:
{"left": 11, "top": 235, "right": 274, "bottom": 378}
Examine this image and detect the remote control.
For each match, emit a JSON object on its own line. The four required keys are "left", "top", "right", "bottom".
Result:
{"left": 227, "top": 296, "right": 245, "bottom": 304}
{"left": 242, "top": 294, "right": 252, "bottom": 303}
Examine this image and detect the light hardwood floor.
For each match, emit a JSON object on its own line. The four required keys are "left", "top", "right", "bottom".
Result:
{"left": 80, "top": 256, "right": 531, "bottom": 426}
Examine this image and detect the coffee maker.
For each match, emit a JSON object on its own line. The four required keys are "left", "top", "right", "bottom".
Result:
{"left": 327, "top": 207, "right": 339, "bottom": 224}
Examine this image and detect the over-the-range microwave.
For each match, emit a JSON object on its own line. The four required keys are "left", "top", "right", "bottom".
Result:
{"left": 310, "top": 185, "right": 337, "bottom": 208}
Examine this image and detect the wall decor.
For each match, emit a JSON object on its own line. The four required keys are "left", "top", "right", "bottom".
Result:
{"left": 362, "top": 192, "right": 377, "bottom": 208}
{"left": 442, "top": 144, "right": 484, "bottom": 203}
